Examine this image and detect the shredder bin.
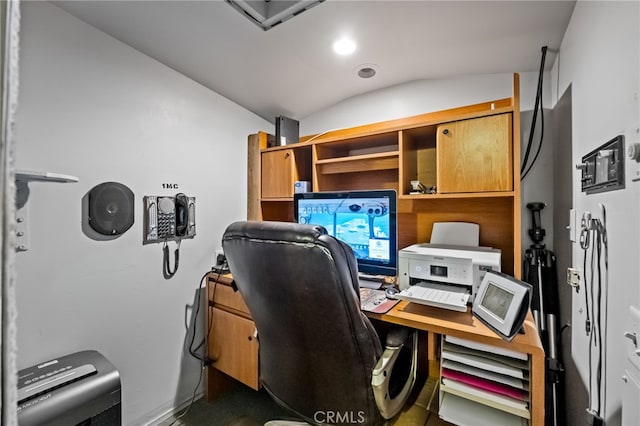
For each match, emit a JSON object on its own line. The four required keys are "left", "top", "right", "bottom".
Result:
{"left": 17, "top": 350, "right": 121, "bottom": 425}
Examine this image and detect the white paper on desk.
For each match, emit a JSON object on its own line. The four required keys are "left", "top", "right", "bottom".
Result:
{"left": 441, "top": 378, "right": 529, "bottom": 415}
{"left": 442, "top": 360, "right": 526, "bottom": 390}
{"left": 445, "top": 335, "right": 528, "bottom": 361}
{"left": 442, "top": 348, "right": 525, "bottom": 379}
{"left": 439, "top": 392, "right": 528, "bottom": 426}
{"left": 431, "top": 222, "right": 479, "bottom": 246}
{"left": 443, "top": 342, "right": 529, "bottom": 371}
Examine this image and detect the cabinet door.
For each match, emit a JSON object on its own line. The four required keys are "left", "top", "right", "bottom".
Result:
{"left": 437, "top": 114, "right": 513, "bottom": 193}
{"left": 261, "top": 149, "right": 295, "bottom": 198}
{"left": 209, "top": 307, "right": 259, "bottom": 390}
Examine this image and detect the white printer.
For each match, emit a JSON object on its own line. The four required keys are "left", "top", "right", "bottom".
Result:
{"left": 397, "top": 243, "right": 501, "bottom": 311}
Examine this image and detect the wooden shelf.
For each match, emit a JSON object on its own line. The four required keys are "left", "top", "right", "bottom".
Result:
{"left": 295, "top": 98, "right": 515, "bottom": 145}
{"left": 400, "top": 191, "right": 515, "bottom": 200}
{"left": 316, "top": 151, "right": 399, "bottom": 175}
{"left": 260, "top": 197, "right": 293, "bottom": 202}
{"left": 15, "top": 170, "right": 78, "bottom": 183}
{"left": 315, "top": 150, "right": 399, "bottom": 165}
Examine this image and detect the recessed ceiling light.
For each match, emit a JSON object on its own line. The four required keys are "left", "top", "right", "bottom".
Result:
{"left": 356, "top": 63, "right": 378, "bottom": 79}
{"left": 333, "top": 38, "right": 356, "bottom": 55}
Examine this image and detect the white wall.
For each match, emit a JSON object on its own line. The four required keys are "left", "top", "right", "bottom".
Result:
{"left": 301, "top": 72, "right": 542, "bottom": 136}
{"left": 550, "top": 1, "right": 640, "bottom": 423}
{"left": 14, "top": 2, "right": 269, "bottom": 424}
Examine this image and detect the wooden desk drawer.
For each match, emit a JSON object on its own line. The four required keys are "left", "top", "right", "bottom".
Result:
{"left": 209, "top": 280, "right": 251, "bottom": 316}
{"left": 209, "top": 307, "right": 259, "bottom": 390}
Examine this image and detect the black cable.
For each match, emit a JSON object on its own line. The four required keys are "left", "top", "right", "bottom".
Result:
{"left": 521, "top": 46, "right": 548, "bottom": 178}
{"left": 521, "top": 78, "right": 545, "bottom": 180}
{"left": 587, "top": 238, "right": 595, "bottom": 413}
{"left": 594, "top": 215, "right": 608, "bottom": 417}
{"left": 187, "top": 270, "right": 217, "bottom": 363}
{"left": 583, "top": 240, "right": 591, "bottom": 334}
{"left": 169, "top": 269, "right": 220, "bottom": 425}
{"left": 521, "top": 69, "right": 542, "bottom": 172}
{"left": 168, "top": 361, "right": 205, "bottom": 426}
{"left": 190, "top": 276, "right": 218, "bottom": 357}
{"left": 601, "top": 211, "right": 609, "bottom": 417}
{"left": 521, "top": 45, "right": 547, "bottom": 171}
{"left": 595, "top": 228, "right": 603, "bottom": 415}
{"left": 590, "top": 238, "right": 596, "bottom": 341}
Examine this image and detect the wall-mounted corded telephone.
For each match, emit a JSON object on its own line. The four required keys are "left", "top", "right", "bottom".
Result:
{"left": 143, "top": 194, "right": 196, "bottom": 243}
{"left": 143, "top": 194, "right": 196, "bottom": 278}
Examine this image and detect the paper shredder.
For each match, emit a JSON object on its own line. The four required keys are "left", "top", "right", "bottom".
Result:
{"left": 17, "top": 350, "right": 121, "bottom": 425}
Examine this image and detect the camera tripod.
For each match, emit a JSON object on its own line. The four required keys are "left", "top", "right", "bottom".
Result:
{"left": 523, "top": 202, "right": 563, "bottom": 426}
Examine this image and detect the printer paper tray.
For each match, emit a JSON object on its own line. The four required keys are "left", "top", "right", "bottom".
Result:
{"left": 396, "top": 281, "right": 470, "bottom": 312}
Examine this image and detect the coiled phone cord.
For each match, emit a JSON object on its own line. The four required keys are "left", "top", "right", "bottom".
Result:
{"left": 163, "top": 239, "right": 181, "bottom": 279}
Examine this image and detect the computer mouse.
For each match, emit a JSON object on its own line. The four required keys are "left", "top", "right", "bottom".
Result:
{"left": 385, "top": 286, "right": 399, "bottom": 300}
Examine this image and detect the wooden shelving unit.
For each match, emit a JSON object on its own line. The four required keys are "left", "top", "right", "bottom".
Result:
{"left": 247, "top": 73, "right": 522, "bottom": 278}
{"left": 439, "top": 335, "right": 531, "bottom": 425}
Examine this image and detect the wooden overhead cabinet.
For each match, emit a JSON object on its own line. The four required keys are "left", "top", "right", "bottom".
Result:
{"left": 437, "top": 114, "right": 513, "bottom": 193}
{"left": 261, "top": 148, "right": 311, "bottom": 198}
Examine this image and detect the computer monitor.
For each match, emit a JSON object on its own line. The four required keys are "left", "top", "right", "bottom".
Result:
{"left": 293, "top": 189, "right": 397, "bottom": 277}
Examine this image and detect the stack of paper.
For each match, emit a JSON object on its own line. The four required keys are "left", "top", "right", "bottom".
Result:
{"left": 439, "top": 335, "right": 531, "bottom": 422}
{"left": 439, "top": 393, "right": 528, "bottom": 426}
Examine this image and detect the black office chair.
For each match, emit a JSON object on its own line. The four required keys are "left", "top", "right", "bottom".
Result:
{"left": 222, "top": 221, "right": 418, "bottom": 426}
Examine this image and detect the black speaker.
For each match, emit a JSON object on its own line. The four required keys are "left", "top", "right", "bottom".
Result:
{"left": 275, "top": 115, "right": 299, "bottom": 146}
{"left": 88, "top": 182, "right": 134, "bottom": 236}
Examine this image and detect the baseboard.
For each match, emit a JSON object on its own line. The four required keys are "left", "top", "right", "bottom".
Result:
{"left": 141, "top": 391, "right": 204, "bottom": 426}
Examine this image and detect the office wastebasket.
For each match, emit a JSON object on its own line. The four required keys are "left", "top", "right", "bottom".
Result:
{"left": 17, "top": 350, "right": 121, "bottom": 425}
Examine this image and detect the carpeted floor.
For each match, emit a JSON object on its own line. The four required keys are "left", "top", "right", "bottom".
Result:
{"left": 159, "top": 377, "right": 451, "bottom": 426}
{"left": 159, "top": 384, "right": 297, "bottom": 426}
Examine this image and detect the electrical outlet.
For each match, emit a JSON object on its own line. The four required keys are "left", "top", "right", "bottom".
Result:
{"left": 567, "top": 268, "right": 581, "bottom": 292}
{"left": 212, "top": 248, "right": 229, "bottom": 273}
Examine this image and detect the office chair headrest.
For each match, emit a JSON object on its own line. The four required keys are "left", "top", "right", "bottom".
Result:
{"left": 223, "top": 220, "right": 328, "bottom": 245}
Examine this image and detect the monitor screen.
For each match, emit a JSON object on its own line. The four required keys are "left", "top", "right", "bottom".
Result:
{"left": 481, "top": 282, "right": 515, "bottom": 321}
{"left": 293, "top": 190, "right": 397, "bottom": 276}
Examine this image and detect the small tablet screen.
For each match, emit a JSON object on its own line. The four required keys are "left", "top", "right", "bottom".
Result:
{"left": 481, "top": 282, "right": 514, "bottom": 321}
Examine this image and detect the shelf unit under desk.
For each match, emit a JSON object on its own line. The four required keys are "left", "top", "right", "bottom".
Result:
{"left": 364, "top": 301, "right": 544, "bottom": 426}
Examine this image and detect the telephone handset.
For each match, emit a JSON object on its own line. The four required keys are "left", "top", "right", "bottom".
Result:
{"left": 175, "top": 193, "right": 189, "bottom": 237}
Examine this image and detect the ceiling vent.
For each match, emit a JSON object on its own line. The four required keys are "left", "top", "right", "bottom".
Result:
{"left": 227, "top": 0, "right": 325, "bottom": 31}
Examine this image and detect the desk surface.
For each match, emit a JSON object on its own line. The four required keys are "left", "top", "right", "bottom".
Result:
{"left": 212, "top": 272, "right": 542, "bottom": 355}
{"left": 366, "top": 300, "right": 543, "bottom": 357}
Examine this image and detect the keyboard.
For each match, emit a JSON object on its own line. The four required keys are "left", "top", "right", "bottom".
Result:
{"left": 396, "top": 281, "right": 470, "bottom": 312}
{"left": 358, "top": 278, "right": 383, "bottom": 289}
{"left": 358, "top": 273, "right": 387, "bottom": 289}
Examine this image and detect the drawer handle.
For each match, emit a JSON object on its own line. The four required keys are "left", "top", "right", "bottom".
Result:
{"left": 442, "top": 129, "right": 449, "bottom": 135}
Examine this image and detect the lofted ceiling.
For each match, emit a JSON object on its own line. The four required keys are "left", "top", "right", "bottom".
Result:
{"left": 51, "top": 0, "right": 576, "bottom": 122}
